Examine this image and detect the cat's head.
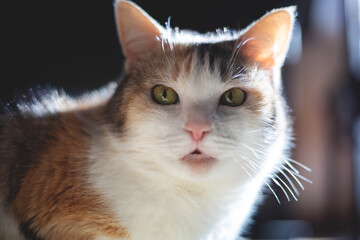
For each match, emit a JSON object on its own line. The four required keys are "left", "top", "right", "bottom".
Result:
{"left": 106, "top": 0, "right": 295, "bottom": 184}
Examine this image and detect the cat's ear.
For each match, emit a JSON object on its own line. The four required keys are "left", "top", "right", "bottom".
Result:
{"left": 238, "top": 7, "right": 296, "bottom": 68}
{"left": 115, "top": 0, "right": 165, "bottom": 73}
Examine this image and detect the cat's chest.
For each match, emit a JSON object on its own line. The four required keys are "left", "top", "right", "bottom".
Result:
{"left": 98, "top": 180, "right": 258, "bottom": 240}
{"left": 122, "top": 193, "right": 218, "bottom": 239}
{"left": 89, "top": 139, "right": 266, "bottom": 240}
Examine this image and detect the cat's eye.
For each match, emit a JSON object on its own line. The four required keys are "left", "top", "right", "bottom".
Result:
{"left": 219, "top": 88, "right": 246, "bottom": 107}
{"left": 151, "top": 85, "right": 179, "bottom": 105}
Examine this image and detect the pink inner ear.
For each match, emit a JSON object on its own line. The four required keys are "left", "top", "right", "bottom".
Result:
{"left": 116, "top": 0, "right": 164, "bottom": 73}
{"left": 238, "top": 9, "right": 294, "bottom": 68}
{"left": 239, "top": 38, "right": 276, "bottom": 68}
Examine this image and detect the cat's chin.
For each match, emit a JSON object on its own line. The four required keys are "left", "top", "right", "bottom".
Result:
{"left": 180, "top": 149, "right": 217, "bottom": 173}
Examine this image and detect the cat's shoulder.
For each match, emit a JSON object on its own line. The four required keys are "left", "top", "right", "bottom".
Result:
{"left": 1, "top": 82, "right": 116, "bottom": 120}
{"left": 0, "top": 83, "right": 117, "bottom": 151}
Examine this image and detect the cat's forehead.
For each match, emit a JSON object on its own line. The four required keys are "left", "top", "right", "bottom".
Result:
{"left": 193, "top": 42, "right": 239, "bottom": 81}
{"left": 152, "top": 41, "right": 249, "bottom": 86}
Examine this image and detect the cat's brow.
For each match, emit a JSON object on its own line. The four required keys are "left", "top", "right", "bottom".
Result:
{"left": 194, "top": 42, "right": 249, "bottom": 83}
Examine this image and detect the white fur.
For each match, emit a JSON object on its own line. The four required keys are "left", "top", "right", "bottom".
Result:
{"left": 88, "top": 56, "right": 290, "bottom": 240}
{"left": 0, "top": 199, "right": 25, "bottom": 240}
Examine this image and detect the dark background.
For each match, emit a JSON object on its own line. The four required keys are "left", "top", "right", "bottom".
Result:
{"left": 1, "top": 0, "right": 300, "bottom": 101}
{"left": 2, "top": 0, "right": 360, "bottom": 239}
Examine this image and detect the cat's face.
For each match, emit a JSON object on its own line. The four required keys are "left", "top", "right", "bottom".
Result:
{"left": 106, "top": 1, "right": 294, "bottom": 183}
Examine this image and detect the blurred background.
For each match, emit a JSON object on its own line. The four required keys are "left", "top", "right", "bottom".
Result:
{"left": 1, "top": 0, "right": 360, "bottom": 239}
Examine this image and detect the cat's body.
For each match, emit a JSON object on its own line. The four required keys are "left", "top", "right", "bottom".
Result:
{"left": 0, "top": 1, "right": 296, "bottom": 239}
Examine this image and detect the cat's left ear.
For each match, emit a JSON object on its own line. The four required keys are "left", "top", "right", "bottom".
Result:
{"left": 115, "top": 0, "right": 165, "bottom": 73}
{"left": 238, "top": 7, "right": 296, "bottom": 68}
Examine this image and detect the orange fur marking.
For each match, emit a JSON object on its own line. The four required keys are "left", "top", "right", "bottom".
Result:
{"left": 8, "top": 109, "right": 129, "bottom": 239}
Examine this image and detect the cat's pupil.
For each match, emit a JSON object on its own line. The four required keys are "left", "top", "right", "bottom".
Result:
{"left": 228, "top": 91, "right": 233, "bottom": 103}
{"left": 162, "top": 89, "right": 167, "bottom": 99}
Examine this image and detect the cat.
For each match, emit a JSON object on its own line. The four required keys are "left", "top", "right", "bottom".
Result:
{"left": 0, "top": 1, "right": 300, "bottom": 239}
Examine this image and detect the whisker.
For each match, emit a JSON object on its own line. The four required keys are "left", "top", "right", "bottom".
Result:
{"left": 246, "top": 158, "right": 262, "bottom": 171}
{"left": 240, "top": 143, "right": 262, "bottom": 159}
{"left": 245, "top": 161, "right": 259, "bottom": 173}
{"left": 282, "top": 166, "right": 305, "bottom": 190}
{"left": 251, "top": 156, "right": 310, "bottom": 192}
{"left": 242, "top": 129, "right": 264, "bottom": 134}
{"left": 241, "top": 163, "right": 269, "bottom": 198}
{"left": 235, "top": 142, "right": 310, "bottom": 203}
{"left": 273, "top": 173, "right": 298, "bottom": 201}
{"left": 265, "top": 181, "right": 281, "bottom": 204}
{"left": 226, "top": 44, "right": 243, "bottom": 76}
{"left": 242, "top": 154, "right": 306, "bottom": 197}
{"left": 249, "top": 145, "right": 267, "bottom": 155}
{"left": 242, "top": 160, "right": 287, "bottom": 203}
{"left": 271, "top": 177, "right": 290, "bottom": 202}
{"left": 227, "top": 37, "right": 255, "bottom": 79}
{"left": 286, "top": 158, "right": 312, "bottom": 172}
{"left": 236, "top": 37, "right": 255, "bottom": 50}
{"left": 242, "top": 144, "right": 270, "bottom": 161}
{"left": 240, "top": 164, "right": 252, "bottom": 177}
{"left": 246, "top": 141, "right": 267, "bottom": 149}
{"left": 231, "top": 66, "right": 246, "bottom": 79}
{"left": 214, "top": 138, "right": 236, "bottom": 145}
{"left": 286, "top": 168, "right": 313, "bottom": 184}
{"left": 283, "top": 158, "right": 300, "bottom": 174}
{"left": 276, "top": 167, "right": 300, "bottom": 196}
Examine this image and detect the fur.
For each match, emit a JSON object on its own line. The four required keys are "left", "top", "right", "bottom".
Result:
{"left": 0, "top": 1, "right": 301, "bottom": 239}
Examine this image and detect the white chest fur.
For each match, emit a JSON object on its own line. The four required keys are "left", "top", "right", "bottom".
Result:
{"left": 88, "top": 131, "right": 285, "bottom": 240}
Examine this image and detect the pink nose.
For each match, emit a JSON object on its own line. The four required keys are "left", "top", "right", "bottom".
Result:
{"left": 185, "top": 121, "right": 212, "bottom": 142}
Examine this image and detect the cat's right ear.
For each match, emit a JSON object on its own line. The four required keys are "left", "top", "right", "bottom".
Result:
{"left": 115, "top": 0, "right": 165, "bottom": 73}
{"left": 238, "top": 7, "right": 296, "bottom": 69}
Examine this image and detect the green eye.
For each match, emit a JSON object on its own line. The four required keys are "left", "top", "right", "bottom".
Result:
{"left": 151, "top": 85, "right": 179, "bottom": 105}
{"left": 219, "top": 88, "right": 246, "bottom": 107}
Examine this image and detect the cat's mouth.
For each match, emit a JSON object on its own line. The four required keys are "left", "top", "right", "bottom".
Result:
{"left": 191, "top": 149, "right": 202, "bottom": 155}
{"left": 181, "top": 149, "right": 216, "bottom": 171}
